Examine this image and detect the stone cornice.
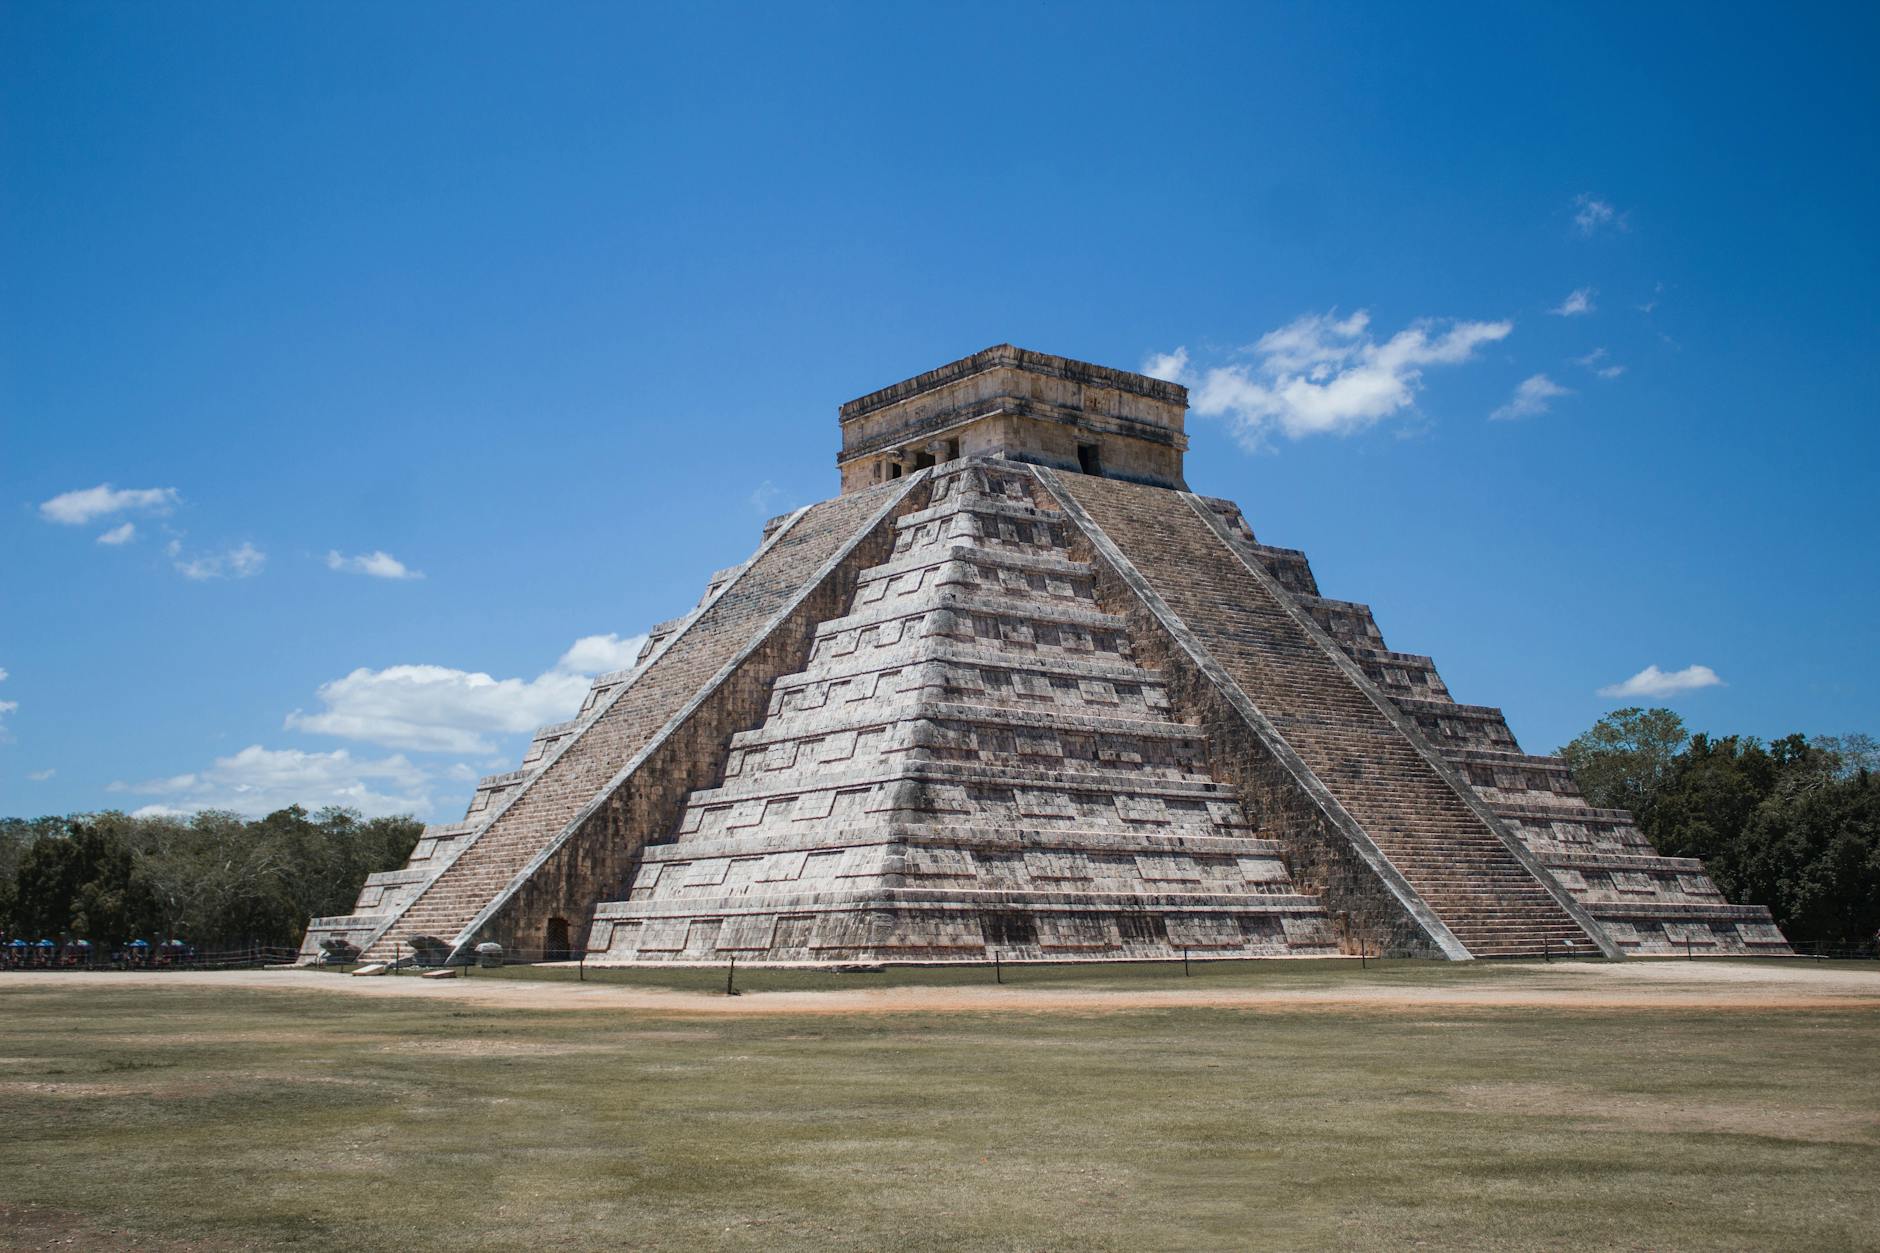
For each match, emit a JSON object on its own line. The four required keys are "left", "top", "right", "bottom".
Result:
{"left": 839, "top": 344, "right": 1188, "bottom": 422}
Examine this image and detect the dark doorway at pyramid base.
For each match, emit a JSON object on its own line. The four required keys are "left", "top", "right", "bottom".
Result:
{"left": 543, "top": 916, "right": 574, "bottom": 962}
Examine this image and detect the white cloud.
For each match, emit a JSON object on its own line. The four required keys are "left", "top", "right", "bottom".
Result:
{"left": 1574, "top": 348, "right": 1626, "bottom": 380}
{"left": 1573, "top": 194, "right": 1628, "bottom": 236}
{"left": 0, "top": 667, "right": 8, "bottom": 681}
{"left": 1551, "top": 287, "right": 1596, "bottom": 317}
{"left": 1598, "top": 664, "right": 1724, "bottom": 699}
{"left": 326, "top": 549, "right": 423, "bottom": 580}
{"left": 26, "top": 768, "right": 54, "bottom": 782}
{"left": 1141, "top": 347, "right": 1192, "bottom": 384}
{"left": 124, "top": 745, "right": 435, "bottom": 820}
{"left": 749, "top": 481, "right": 781, "bottom": 514}
{"left": 285, "top": 632, "right": 649, "bottom": 754}
{"left": 286, "top": 666, "right": 588, "bottom": 754}
{"left": 0, "top": 699, "right": 15, "bottom": 736}
{"left": 1168, "top": 310, "right": 1512, "bottom": 446}
{"left": 555, "top": 632, "right": 648, "bottom": 674}
{"left": 97, "top": 522, "right": 138, "bottom": 545}
{"left": 229, "top": 543, "right": 265, "bottom": 576}
{"left": 1490, "top": 373, "right": 1572, "bottom": 421}
{"left": 176, "top": 541, "right": 266, "bottom": 580}
{"left": 39, "top": 483, "right": 180, "bottom": 526}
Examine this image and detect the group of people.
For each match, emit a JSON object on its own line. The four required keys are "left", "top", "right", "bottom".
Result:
{"left": 0, "top": 936, "right": 194, "bottom": 969}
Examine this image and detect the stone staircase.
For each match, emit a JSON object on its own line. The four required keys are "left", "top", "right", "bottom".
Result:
{"left": 1051, "top": 471, "right": 1602, "bottom": 959}
{"left": 358, "top": 480, "right": 913, "bottom": 962}
{"left": 1201, "top": 497, "right": 1789, "bottom": 958}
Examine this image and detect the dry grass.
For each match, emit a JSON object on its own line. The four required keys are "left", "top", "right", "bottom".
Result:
{"left": 1, "top": 968, "right": 1876, "bottom": 1250}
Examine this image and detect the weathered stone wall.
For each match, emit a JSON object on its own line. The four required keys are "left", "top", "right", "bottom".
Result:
{"left": 837, "top": 345, "right": 1188, "bottom": 493}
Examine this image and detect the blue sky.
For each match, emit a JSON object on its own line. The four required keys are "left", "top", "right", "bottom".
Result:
{"left": 3, "top": 2, "right": 1875, "bottom": 821}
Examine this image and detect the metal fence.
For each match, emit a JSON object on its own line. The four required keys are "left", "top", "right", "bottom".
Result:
{"left": 1780, "top": 939, "right": 1880, "bottom": 961}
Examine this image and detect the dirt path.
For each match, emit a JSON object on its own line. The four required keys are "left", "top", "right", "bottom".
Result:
{"left": 5, "top": 961, "right": 1879, "bottom": 1017}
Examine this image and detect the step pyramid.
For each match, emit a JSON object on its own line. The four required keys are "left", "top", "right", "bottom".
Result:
{"left": 302, "top": 345, "right": 1788, "bottom": 965}
{"left": 587, "top": 460, "right": 1337, "bottom": 963}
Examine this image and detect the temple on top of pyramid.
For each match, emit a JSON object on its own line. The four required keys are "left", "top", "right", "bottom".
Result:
{"left": 301, "top": 345, "right": 1791, "bottom": 967}
{"left": 837, "top": 344, "right": 1189, "bottom": 492}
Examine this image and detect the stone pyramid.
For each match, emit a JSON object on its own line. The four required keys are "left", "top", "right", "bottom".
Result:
{"left": 587, "top": 459, "right": 1337, "bottom": 962}
{"left": 301, "top": 346, "right": 1789, "bottom": 965}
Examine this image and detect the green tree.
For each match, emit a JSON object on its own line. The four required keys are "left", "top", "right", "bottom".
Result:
{"left": 135, "top": 809, "right": 297, "bottom": 944}
{"left": 1738, "top": 767, "right": 1880, "bottom": 945}
{"left": 1646, "top": 734, "right": 1781, "bottom": 867}
{"left": 0, "top": 817, "right": 69, "bottom": 932}
{"left": 1816, "top": 733, "right": 1880, "bottom": 779}
{"left": 7, "top": 806, "right": 423, "bottom": 948}
{"left": 1558, "top": 707, "right": 1689, "bottom": 819}
{"left": 1559, "top": 716, "right": 1880, "bottom": 947}
{"left": 11, "top": 818, "right": 155, "bottom": 939}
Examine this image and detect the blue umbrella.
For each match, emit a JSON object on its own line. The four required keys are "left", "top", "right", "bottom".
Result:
{"left": 7, "top": 939, "right": 25, "bottom": 948}
{"left": 129, "top": 939, "right": 150, "bottom": 949}
{"left": 35, "top": 939, "right": 56, "bottom": 948}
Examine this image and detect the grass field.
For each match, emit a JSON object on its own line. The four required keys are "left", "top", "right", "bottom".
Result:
{"left": 2, "top": 962, "right": 1877, "bottom": 1250}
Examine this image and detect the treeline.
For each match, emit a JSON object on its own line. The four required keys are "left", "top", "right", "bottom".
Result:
{"left": 1561, "top": 709, "right": 1879, "bottom": 947}
{"left": 0, "top": 806, "right": 422, "bottom": 949}
{"left": 4, "top": 713, "right": 1872, "bottom": 952}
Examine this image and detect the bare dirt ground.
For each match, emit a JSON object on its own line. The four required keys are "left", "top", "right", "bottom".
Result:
{"left": 6, "top": 959, "right": 1878, "bottom": 1016}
